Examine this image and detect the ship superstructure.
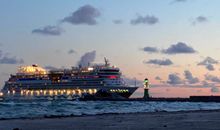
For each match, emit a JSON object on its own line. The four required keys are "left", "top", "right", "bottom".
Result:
{"left": 1, "top": 59, "right": 138, "bottom": 100}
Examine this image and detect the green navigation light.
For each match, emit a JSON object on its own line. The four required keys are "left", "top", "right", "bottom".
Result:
{"left": 144, "top": 78, "right": 148, "bottom": 83}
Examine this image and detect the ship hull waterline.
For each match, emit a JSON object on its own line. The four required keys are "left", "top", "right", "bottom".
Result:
{"left": 1, "top": 86, "right": 138, "bottom": 101}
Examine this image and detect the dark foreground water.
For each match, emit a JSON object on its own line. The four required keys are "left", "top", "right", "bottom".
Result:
{"left": 1, "top": 101, "right": 220, "bottom": 119}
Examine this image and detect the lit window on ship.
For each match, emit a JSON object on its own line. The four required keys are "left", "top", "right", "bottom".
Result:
{"left": 17, "top": 64, "right": 47, "bottom": 75}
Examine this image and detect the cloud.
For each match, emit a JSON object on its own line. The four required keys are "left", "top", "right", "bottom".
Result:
{"left": 162, "top": 42, "right": 196, "bottom": 54}
{"left": 167, "top": 73, "right": 183, "bottom": 85}
{"left": 192, "top": 16, "right": 208, "bottom": 25}
{"left": 211, "top": 87, "right": 219, "bottom": 93}
{"left": 155, "top": 76, "right": 162, "bottom": 80}
{"left": 144, "top": 59, "right": 173, "bottom": 66}
{"left": 184, "top": 70, "right": 199, "bottom": 84}
{"left": 0, "top": 56, "right": 24, "bottom": 64}
{"left": 142, "top": 46, "right": 159, "bottom": 53}
{"left": 198, "top": 57, "right": 218, "bottom": 71}
{"left": 206, "top": 64, "right": 215, "bottom": 71}
{"left": 198, "top": 57, "right": 218, "bottom": 65}
{"left": 205, "top": 74, "right": 220, "bottom": 83}
{"left": 62, "top": 5, "right": 101, "bottom": 25}
{"left": 44, "top": 65, "right": 58, "bottom": 70}
{"left": 113, "top": 19, "right": 123, "bottom": 24}
{"left": 122, "top": 76, "right": 143, "bottom": 87}
{"left": 32, "top": 25, "right": 63, "bottom": 36}
{"left": 201, "top": 80, "right": 215, "bottom": 88}
{"left": 68, "top": 49, "right": 76, "bottom": 54}
{"left": 196, "top": 16, "right": 208, "bottom": 23}
{"left": 32, "top": 5, "right": 100, "bottom": 36}
{"left": 131, "top": 15, "right": 159, "bottom": 25}
{"left": 78, "top": 50, "right": 96, "bottom": 67}
{"left": 0, "top": 49, "right": 24, "bottom": 64}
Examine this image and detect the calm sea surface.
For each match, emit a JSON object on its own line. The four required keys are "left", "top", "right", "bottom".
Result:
{"left": 0, "top": 100, "right": 220, "bottom": 119}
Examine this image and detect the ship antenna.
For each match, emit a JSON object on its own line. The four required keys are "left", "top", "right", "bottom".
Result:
{"left": 104, "top": 57, "right": 109, "bottom": 67}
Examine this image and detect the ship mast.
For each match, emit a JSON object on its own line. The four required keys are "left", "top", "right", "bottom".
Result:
{"left": 104, "top": 57, "right": 110, "bottom": 67}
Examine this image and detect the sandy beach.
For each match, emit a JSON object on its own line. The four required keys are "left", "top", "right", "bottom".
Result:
{"left": 0, "top": 110, "right": 220, "bottom": 130}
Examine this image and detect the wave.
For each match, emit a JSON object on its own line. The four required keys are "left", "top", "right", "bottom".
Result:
{"left": 0, "top": 101, "right": 220, "bottom": 119}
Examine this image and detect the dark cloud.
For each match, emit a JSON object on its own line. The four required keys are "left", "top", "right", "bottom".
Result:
{"left": 162, "top": 42, "right": 196, "bottom": 55}
{"left": 206, "top": 64, "right": 215, "bottom": 71}
{"left": 198, "top": 57, "right": 218, "bottom": 65}
{"left": 32, "top": 25, "right": 63, "bottom": 36}
{"left": 198, "top": 57, "right": 218, "bottom": 71}
{"left": 167, "top": 73, "right": 183, "bottom": 85}
{"left": 155, "top": 76, "right": 162, "bottom": 80}
{"left": 211, "top": 87, "right": 219, "bottom": 93}
{"left": 184, "top": 70, "right": 199, "bottom": 84}
{"left": 78, "top": 50, "right": 96, "bottom": 67}
{"left": 192, "top": 16, "right": 208, "bottom": 25}
{"left": 131, "top": 15, "right": 159, "bottom": 25}
{"left": 62, "top": 5, "right": 101, "bottom": 25}
{"left": 201, "top": 80, "right": 214, "bottom": 88}
{"left": 196, "top": 16, "right": 208, "bottom": 22}
{"left": 0, "top": 56, "right": 24, "bottom": 64}
{"left": 44, "top": 66, "right": 58, "bottom": 70}
{"left": 113, "top": 19, "right": 123, "bottom": 24}
{"left": 142, "top": 47, "right": 159, "bottom": 53}
{"left": 68, "top": 49, "right": 76, "bottom": 54}
{"left": 201, "top": 80, "right": 219, "bottom": 91}
{"left": 0, "top": 49, "right": 24, "bottom": 64}
{"left": 145, "top": 59, "right": 173, "bottom": 66}
{"left": 205, "top": 74, "right": 220, "bottom": 83}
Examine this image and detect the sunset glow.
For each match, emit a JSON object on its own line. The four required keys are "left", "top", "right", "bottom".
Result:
{"left": 1, "top": 0, "right": 220, "bottom": 97}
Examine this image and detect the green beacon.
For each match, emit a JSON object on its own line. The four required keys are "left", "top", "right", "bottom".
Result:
{"left": 143, "top": 78, "right": 150, "bottom": 99}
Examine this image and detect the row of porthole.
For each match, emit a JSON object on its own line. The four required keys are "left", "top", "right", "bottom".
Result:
{"left": 110, "top": 89, "right": 129, "bottom": 93}
{"left": 7, "top": 89, "right": 97, "bottom": 96}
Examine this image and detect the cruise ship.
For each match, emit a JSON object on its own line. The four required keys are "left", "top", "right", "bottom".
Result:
{"left": 0, "top": 58, "right": 138, "bottom": 100}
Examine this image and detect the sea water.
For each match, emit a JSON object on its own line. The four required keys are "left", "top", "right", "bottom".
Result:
{"left": 0, "top": 101, "right": 220, "bottom": 119}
